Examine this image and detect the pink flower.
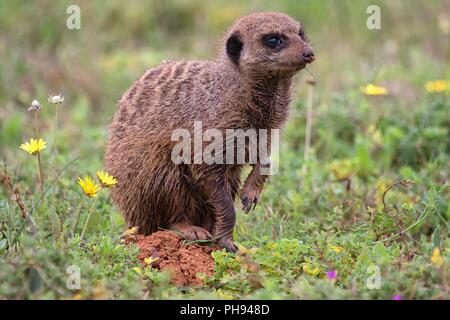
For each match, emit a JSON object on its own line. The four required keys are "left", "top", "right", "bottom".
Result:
{"left": 326, "top": 270, "right": 337, "bottom": 280}
{"left": 392, "top": 295, "right": 403, "bottom": 300}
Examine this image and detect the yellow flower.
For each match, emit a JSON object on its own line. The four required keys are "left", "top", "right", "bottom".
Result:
{"left": 19, "top": 138, "right": 47, "bottom": 155}
{"left": 329, "top": 245, "right": 344, "bottom": 254}
{"left": 144, "top": 257, "right": 158, "bottom": 265}
{"left": 361, "top": 84, "right": 388, "bottom": 96}
{"left": 96, "top": 170, "right": 118, "bottom": 188}
{"left": 77, "top": 176, "right": 100, "bottom": 198}
{"left": 431, "top": 247, "right": 444, "bottom": 268}
{"left": 303, "top": 264, "right": 321, "bottom": 276}
{"left": 133, "top": 267, "right": 142, "bottom": 276}
{"left": 123, "top": 226, "right": 139, "bottom": 236}
{"left": 425, "top": 80, "right": 449, "bottom": 93}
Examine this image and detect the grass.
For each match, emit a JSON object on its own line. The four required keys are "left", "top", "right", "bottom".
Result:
{"left": 0, "top": 0, "right": 449, "bottom": 299}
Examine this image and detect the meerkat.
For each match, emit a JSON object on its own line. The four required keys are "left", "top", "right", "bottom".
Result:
{"left": 105, "top": 12, "right": 315, "bottom": 252}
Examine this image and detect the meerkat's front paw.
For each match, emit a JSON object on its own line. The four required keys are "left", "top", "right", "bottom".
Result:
{"left": 240, "top": 188, "right": 261, "bottom": 214}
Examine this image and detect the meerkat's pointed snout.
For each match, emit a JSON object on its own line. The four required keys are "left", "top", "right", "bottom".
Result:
{"left": 302, "top": 47, "right": 315, "bottom": 64}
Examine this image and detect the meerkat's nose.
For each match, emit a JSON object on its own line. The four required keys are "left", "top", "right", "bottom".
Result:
{"left": 302, "top": 49, "right": 315, "bottom": 63}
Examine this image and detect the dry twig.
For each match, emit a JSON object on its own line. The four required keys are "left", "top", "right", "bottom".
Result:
{"left": 0, "top": 171, "right": 38, "bottom": 234}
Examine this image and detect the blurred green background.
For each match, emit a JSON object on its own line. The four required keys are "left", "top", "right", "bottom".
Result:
{"left": 1, "top": 0, "right": 449, "bottom": 138}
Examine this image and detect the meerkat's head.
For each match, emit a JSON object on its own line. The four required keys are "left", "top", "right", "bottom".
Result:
{"left": 223, "top": 12, "right": 314, "bottom": 77}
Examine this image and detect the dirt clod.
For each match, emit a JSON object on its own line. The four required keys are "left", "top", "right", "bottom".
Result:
{"left": 125, "top": 230, "right": 219, "bottom": 286}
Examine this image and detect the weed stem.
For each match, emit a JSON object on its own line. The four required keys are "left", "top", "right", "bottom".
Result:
{"left": 302, "top": 76, "right": 316, "bottom": 175}
{"left": 34, "top": 111, "right": 39, "bottom": 137}
{"left": 37, "top": 152, "right": 44, "bottom": 197}
{"left": 80, "top": 196, "right": 98, "bottom": 240}
{"left": 54, "top": 106, "right": 58, "bottom": 158}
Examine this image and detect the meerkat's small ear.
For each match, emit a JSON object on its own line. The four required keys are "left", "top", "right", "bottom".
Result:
{"left": 226, "top": 32, "right": 243, "bottom": 65}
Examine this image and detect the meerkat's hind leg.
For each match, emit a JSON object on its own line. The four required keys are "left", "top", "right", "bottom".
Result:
{"left": 170, "top": 221, "right": 213, "bottom": 241}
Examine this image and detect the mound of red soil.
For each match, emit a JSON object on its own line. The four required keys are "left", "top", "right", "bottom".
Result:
{"left": 124, "top": 230, "right": 220, "bottom": 286}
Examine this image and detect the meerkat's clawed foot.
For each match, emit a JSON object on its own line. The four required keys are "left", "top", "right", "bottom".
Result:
{"left": 240, "top": 186, "right": 262, "bottom": 214}
{"left": 217, "top": 237, "right": 237, "bottom": 253}
{"left": 171, "top": 223, "right": 213, "bottom": 241}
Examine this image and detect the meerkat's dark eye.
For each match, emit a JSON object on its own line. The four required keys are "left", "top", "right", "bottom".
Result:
{"left": 263, "top": 35, "right": 282, "bottom": 48}
{"left": 299, "top": 28, "right": 308, "bottom": 41}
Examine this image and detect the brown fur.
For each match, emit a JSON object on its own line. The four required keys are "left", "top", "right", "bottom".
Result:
{"left": 105, "top": 12, "right": 314, "bottom": 252}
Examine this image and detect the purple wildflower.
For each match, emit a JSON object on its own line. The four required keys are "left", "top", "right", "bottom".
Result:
{"left": 326, "top": 270, "right": 337, "bottom": 280}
